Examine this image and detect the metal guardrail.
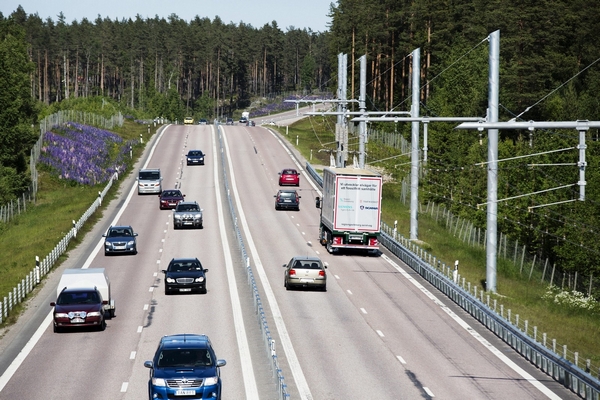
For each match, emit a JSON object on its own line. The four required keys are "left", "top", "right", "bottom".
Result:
{"left": 216, "top": 123, "right": 290, "bottom": 399}
{"left": 0, "top": 171, "right": 117, "bottom": 325}
{"left": 305, "top": 161, "right": 600, "bottom": 399}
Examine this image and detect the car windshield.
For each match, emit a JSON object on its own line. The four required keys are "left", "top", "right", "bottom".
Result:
{"left": 57, "top": 291, "right": 100, "bottom": 305}
{"left": 170, "top": 261, "right": 202, "bottom": 272}
{"left": 139, "top": 171, "right": 160, "bottom": 180}
{"left": 189, "top": 151, "right": 202, "bottom": 156}
{"left": 163, "top": 191, "right": 181, "bottom": 197}
{"left": 177, "top": 204, "right": 199, "bottom": 212}
{"left": 109, "top": 228, "right": 132, "bottom": 237}
{"left": 157, "top": 349, "right": 212, "bottom": 367}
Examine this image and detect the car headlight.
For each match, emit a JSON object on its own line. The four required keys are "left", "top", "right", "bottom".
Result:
{"left": 194, "top": 215, "right": 202, "bottom": 220}
{"left": 87, "top": 311, "right": 101, "bottom": 317}
{"left": 105, "top": 242, "right": 112, "bottom": 248}
{"left": 54, "top": 313, "right": 69, "bottom": 318}
{"left": 203, "top": 376, "right": 218, "bottom": 386}
{"left": 166, "top": 277, "right": 175, "bottom": 283}
{"left": 195, "top": 277, "right": 205, "bottom": 283}
{"left": 151, "top": 377, "right": 167, "bottom": 387}
{"left": 174, "top": 214, "right": 182, "bottom": 220}
{"left": 127, "top": 240, "right": 135, "bottom": 246}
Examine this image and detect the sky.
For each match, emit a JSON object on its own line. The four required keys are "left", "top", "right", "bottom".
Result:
{"left": 1, "top": 0, "right": 333, "bottom": 32}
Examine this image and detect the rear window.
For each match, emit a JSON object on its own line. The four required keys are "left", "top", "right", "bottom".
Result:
{"left": 283, "top": 169, "right": 297, "bottom": 175}
{"left": 139, "top": 170, "right": 160, "bottom": 180}
{"left": 279, "top": 192, "right": 296, "bottom": 198}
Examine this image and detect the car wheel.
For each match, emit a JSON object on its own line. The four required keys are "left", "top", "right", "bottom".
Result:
{"left": 53, "top": 325, "right": 61, "bottom": 333}
{"left": 165, "top": 288, "right": 170, "bottom": 295}
{"left": 201, "top": 287, "right": 207, "bottom": 294}
{"left": 99, "top": 319, "right": 106, "bottom": 331}
{"left": 104, "top": 251, "right": 109, "bottom": 256}
{"left": 322, "top": 285, "right": 327, "bottom": 292}
{"left": 199, "top": 223, "right": 203, "bottom": 229}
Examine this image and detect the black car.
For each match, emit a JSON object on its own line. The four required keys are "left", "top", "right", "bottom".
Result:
{"left": 246, "top": 120, "right": 256, "bottom": 126}
{"left": 225, "top": 118, "right": 233, "bottom": 125}
{"left": 162, "top": 258, "right": 209, "bottom": 294}
{"left": 274, "top": 189, "right": 301, "bottom": 211}
{"left": 102, "top": 225, "right": 138, "bottom": 255}
{"left": 198, "top": 118, "right": 208, "bottom": 125}
{"left": 144, "top": 334, "right": 226, "bottom": 399}
{"left": 186, "top": 150, "right": 205, "bottom": 165}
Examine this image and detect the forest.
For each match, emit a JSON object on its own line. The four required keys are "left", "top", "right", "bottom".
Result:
{"left": 2, "top": 0, "right": 600, "bottom": 280}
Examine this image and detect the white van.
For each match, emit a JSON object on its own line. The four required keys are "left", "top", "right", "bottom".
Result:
{"left": 137, "top": 168, "right": 162, "bottom": 194}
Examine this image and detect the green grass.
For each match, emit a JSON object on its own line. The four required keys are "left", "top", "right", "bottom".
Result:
{"left": 273, "top": 117, "right": 600, "bottom": 370}
{"left": 0, "top": 120, "right": 158, "bottom": 327}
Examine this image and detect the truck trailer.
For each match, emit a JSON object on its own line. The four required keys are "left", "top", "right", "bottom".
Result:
{"left": 316, "top": 167, "right": 382, "bottom": 254}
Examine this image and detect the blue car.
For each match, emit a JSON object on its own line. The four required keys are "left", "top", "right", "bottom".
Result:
{"left": 186, "top": 150, "right": 205, "bottom": 166}
{"left": 102, "top": 225, "right": 138, "bottom": 256}
{"left": 144, "top": 334, "right": 226, "bottom": 399}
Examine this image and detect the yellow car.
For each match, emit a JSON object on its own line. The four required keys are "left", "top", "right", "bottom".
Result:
{"left": 184, "top": 117, "right": 194, "bottom": 125}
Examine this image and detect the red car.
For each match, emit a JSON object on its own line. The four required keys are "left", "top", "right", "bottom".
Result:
{"left": 278, "top": 168, "right": 300, "bottom": 186}
{"left": 159, "top": 189, "right": 185, "bottom": 209}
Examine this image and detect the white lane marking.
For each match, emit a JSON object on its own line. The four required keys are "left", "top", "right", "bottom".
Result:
{"left": 223, "top": 130, "right": 313, "bottom": 400}
{"left": 381, "top": 254, "right": 562, "bottom": 400}
{"left": 334, "top": 275, "right": 340, "bottom": 280}
{"left": 143, "top": 304, "right": 149, "bottom": 311}
{"left": 214, "top": 126, "right": 259, "bottom": 399}
{"left": 423, "top": 387, "right": 434, "bottom": 397}
{"left": 120, "top": 382, "right": 128, "bottom": 392}
{"left": 347, "top": 290, "right": 353, "bottom": 295}
{"left": 137, "top": 326, "right": 143, "bottom": 333}
{"left": 130, "top": 351, "right": 136, "bottom": 360}
{"left": 396, "top": 355, "right": 406, "bottom": 364}
{"left": 153, "top": 272, "right": 157, "bottom": 277}
{"left": 0, "top": 126, "right": 173, "bottom": 393}
{"left": 149, "top": 287, "right": 154, "bottom": 292}
{"left": 360, "top": 308, "right": 367, "bottom": 314}
{"left": 376, "top": 330, "right": 384, "bottom": 337}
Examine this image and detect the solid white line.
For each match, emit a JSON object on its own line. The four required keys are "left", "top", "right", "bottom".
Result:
{"left": 213, "top": 126, "right": 259, "bottom": 399}
{"left": 223, "top": 129, "right": 314, "bottom": 399}
{"left": 381, "top": 254, "right": 562, "bottom": 400}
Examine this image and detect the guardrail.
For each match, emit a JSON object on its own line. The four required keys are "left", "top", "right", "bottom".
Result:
{"left": 0, "top": 172, "right": 117, "bottom": 325}
{"left": 305, "top": 161, "right": 600, "bottom": 399}
{"left": 216, "top": 123, "right": 290, "bottom": 399}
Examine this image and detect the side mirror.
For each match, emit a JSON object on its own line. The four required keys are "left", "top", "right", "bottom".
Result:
{"left": 315, "top": 196, "right": 321, "bottom": 209}
{"left": 282, "top": 264, "right": 287, "bottom": 268}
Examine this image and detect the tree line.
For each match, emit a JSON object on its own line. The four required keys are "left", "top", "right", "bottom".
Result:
{"left": 3, "top": 1, "right": 600, "bottom": 280}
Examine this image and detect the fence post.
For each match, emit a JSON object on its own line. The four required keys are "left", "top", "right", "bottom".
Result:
{"left": 528, "top": 254, "right": 536, "bottom": 280}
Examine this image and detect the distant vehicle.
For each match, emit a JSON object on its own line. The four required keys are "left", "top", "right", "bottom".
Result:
{"left": 50, "top": 268, "right": 115, "bottom": 332}
{"left": 283, "top": 255, "right": 327, "bottom": 291}
{"left": 102, "top": 225, "right": 138, "bottom": 256}
{"left": 184, "top": 117, "right": 194, "bottom": 125}
{"left": 162, "top": 258, "right": 209, "bottom": 294}
{"left": 316, "top": 167, "right": 382, "bottom": 254}
{"left": 239, "top": 111, "right": 249, "bottom": 123}
{"left": 137, "top": 168, "right": 162, "bottom": 194}
{"left": 173, "top": 201, "right": 203, "bottom": 229}
{"left": 274, "top": 189, "right": 300, "bottom": 211}
{"left": 186, "top": 150, "right": 205, "bottom": 165}
{"left": 246, "top": 120, "right": 256, "bottom": 127}
{"left": 144, "top": 334, "right": 226, "bottom": 399}
{"left": 225, "top": 118, "right": 234, "bottom": 125}
{"left": 159, "top": 189, "right": 185, "bottom": 210}
{"left": 278, "top": 168, "right": 300, "bottom": 186}
{"left": 198, "top": 119, "right": 208, "bottom": 125}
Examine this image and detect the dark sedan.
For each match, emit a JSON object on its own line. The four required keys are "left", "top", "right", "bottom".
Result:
{"left": 103, "top": 225, "right": 138, "bottom": 255}
{"left": 162, "top": 258, "right": 209, "bottom": 294}
{"left": 159, "top": 189, "right": 185, "bottom": 210}
{"left": 186, "top": 150, "right": 205, "bottom": 165}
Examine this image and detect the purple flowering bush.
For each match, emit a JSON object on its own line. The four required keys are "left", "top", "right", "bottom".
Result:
{"left": 39, "top": 122, "right": 138, "bottom": 185}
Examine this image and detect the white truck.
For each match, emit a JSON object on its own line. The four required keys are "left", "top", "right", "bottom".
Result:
{"left": 316, "top": 167, "right": 383, "bottom": 254}
{"left": 50, "top": 268, "right": 116, "bottom": 332}
{"left": 240, "top": 111, "right": 250, "bottom": 123}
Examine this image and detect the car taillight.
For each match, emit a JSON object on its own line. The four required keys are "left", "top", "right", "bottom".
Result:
{"left": 332, "top": 236, "right": 343, "bottom": 245}
{"left": 318, "top": 270, "right": 325, "bottom": 277}
{"left": 289, "top": 269, "right": 296, "bottom": 276}
{"left": 369, "top": 237, "right": 378, "bottom": 246}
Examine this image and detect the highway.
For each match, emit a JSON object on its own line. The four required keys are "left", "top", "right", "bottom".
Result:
{"left": 0, "top": 115, "right": 578, "bottom": 399}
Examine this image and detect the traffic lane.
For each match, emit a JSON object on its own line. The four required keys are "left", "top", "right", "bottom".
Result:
{"left": 124, "top": 124, "right": 249, "bottom": 399}
{"left": 223, "top": 128, "right": 426, "bottom": 398}
{"left": 228, "top": 127, "right": 570, "bottom": 399}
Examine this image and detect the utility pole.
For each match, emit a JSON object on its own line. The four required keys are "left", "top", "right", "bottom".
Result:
{"left": 410, "top": 49, "right": 421, "bottom": 240}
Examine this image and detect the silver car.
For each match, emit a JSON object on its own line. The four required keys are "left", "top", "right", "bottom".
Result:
{"left": 173, "top": 201, "right": 203, "bottom": 229}
{"left": 137, "top": 168, "right": 162, "bottom": 194}
{"left": 283, "top": 256, "right": 327, "bottom": 291}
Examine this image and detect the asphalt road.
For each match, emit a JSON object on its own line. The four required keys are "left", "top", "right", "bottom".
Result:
{"left": 0, "top": 112, "right": 578, "bottom": 399}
